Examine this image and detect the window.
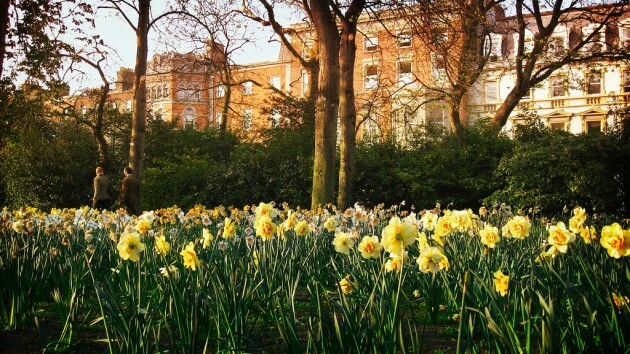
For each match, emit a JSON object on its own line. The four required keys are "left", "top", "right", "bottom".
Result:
{"left": 270, "top": 110, "right": 282, "bottom": 127}
{"left": 397, "top": 61, "right": 413, "bottom": 86}
{"left": 301, "top": 71, "right": 309, "bottom": 97}
{"left": 391, "top": 107, "right": 417, "bottom": 142}
{"left": 183, "top": 107, "right": 196, "bottom": 128}
{"left": 270, "top": 76, "right": 281, "bottom": 90}
{"left": 242, "top": 109, "right": 253, "bottom": 131}
{"left": 585, "top": 120, "right": 602, "bottom": 134}
{"left": 484, "top": 81, "right": 498, "bottom": 103}
{"left": 432, "top": 54, "right": 446, "bottom": 82}
{"left": 549, "top": 121, "right": 567, "bottom": 130}
{"left": 397, "top": 32, "right": 412, "bottom": 48}
{"left": 193, "top": 86, "right": 201, "bottom": 101}
{"left": 177, "top": 86, "right": 193, "bottom": 100}
{"left": 513, "top": 31, "right": 534, "bottom": 56}
{"left": 586, "top": 71, "right": 602, "bottom": 95}
{"left": 163, "top": 84, "right": 169, "bottom": 98}
{"left": 487, "top": 33, "right": 503, "bottom": 62}
{"left": 125, "top": 100, "right": 132, "bottom": 112}
{"left": 81, "top": 105, "right": 87, "bottom": 115}
{"left": 548, "top": 35, "right": 566, "bottom": 56}
{"left": 425, "top": 104, "right": 447, "bottom": 128}
{"left": 216, "top": 84, "right": 226, "bottom": 98}
{"left": 551, "top": 76, "right": 567, "bottom": 97}
{"left": 582, "top": 24, "right": 604, "bottom": 52}
{"left": 242, "top": 81, "right": 253, "bottom": 95}
{"left": 364, "top": 64, "right": 378, "bottom": 89}
{"left": 521, "top": 88, "right": 532, "bottom": 100}
{"left": 623, "top": 70, "right": 630, "bottom": 93}
{"left": 620, "top": 21, "right": 630, "bottom": 48}
{"left": 156, "top": 86, "right": 162, "bottom": 98}
{"left": 364, "top": 35, "right": 378, "bottom": 52}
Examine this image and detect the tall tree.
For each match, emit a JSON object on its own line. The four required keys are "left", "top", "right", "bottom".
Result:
{"left": 102, "top": 0, "right": 186, "bottom": 207}
{"left": 393, "top": 0, "right": 504, "bottom": 135}
{"left": 333, "top": 0, "right": 366, "bottom": 210}
{"left": 241, "top": 0, "right": 343, "bottom": 208}
{"left": 491, "top": 0, "right": 630, "bottom": 127}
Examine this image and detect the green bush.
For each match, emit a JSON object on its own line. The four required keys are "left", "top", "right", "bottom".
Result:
{"left": 355, "top": 122, "right": 513, "bottom": 210}
{"left": 1, "top": 120, "right": 98, "bottom": 209}
{"left": 487, "top": 125, "right": 626, "bottom": 214}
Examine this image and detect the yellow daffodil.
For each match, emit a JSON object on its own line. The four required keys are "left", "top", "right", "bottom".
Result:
{"left": 547, "top": 221, "right": 576, "bottom": 254}
{"left": 385, "top": 252, "right": 406, "bottom": 272}
{"left": 338, "top": 275, "right": 358, "bottom": 294}
{"left": 154, "top": 235, "right": 171, "bottom": 255}
{"left": 294, "top": 220, "right": 309, "bottom": 236}
{"left": 323, "top": 217, "right": 337, "bottom": 232}
{"left": 579, "top": 225, "right": 597, "bottom": 244}
{"left": 417, "top": 246, "right": 447, "bottom": 274}
{"left": 493, "top": 270, "right": 509, "bottom": 297}
{"left": 255, "top": 214, "right": 277, "bottom": 241}
{"left": 381, "top": 217, "right": 417, "bottom": 256}
{"left": 421, "top": 210, "right": 438, "bottom": 231}
{"left": 433, "top": 216, "right": 451, "bottom": 241}
{"left": 600, "top": 223, "right": 630, "bottom": 258}
{"left": 479, "top": 224, "right": 500, "bottom": 248}
{"left": 135, "top": 219, "right": 152, "bottom": 234}
{"left": 502, "top": 216, "right": 531, "bottom": 239}
{"left": 223, "top": 217, "right": 236, "bottom": 239}
{"left": 357, "top": 235, "right": 382, "bottom": 259}
{"left": 116, "top": 232, "right": 145, "bottom": 262}
{"left": 416, "top": 232, "right": 429, "bottom": 248}
{"left": 180, "top": 242, "right": 200, "bottom": 271}
{"left": 332, "top": 232, "right": 355, "bottom": 255}
{"left": 202, "top": 228, "right": 213, "bottom": 248}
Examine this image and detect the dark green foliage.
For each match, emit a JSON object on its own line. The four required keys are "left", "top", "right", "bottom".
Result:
{"left": 487, "top": 124, "right": 628, "bottom": 214}
{"left": 1, "top": 120, "right": 98, "bottom": 209}
{"left": 355, "top": 122, "right": 513, "bottom": 210}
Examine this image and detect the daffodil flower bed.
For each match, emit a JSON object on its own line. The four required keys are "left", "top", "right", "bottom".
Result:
{"left": 0, "top": 203, "right": 628, "bottom": 352}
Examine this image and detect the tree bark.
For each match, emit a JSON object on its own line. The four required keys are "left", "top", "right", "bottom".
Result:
{"left": 0, "top": 0, "right": 11, "bottom": 79}
{"left": 310, "top": 0, "right": 339, "bottom": 209}
{"left": 129, "top": 0, "right": 150, "bottom": 208}
{"left": 336, "top": 0, "right": 364, "bottom": 210}
{"left": 94, "top": 83, "right": 111, "bottom": 170}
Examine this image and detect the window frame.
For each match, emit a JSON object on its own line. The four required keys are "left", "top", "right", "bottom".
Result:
{"left": 364, "top": 34, "right": 379, "bottom": 52}
{"left": 242, "top": 109, "right": 253, "bottom": 131}
{"left": 396, "top": 32, "right": 412, "bottom": 48}
{"left": 364, "top": 63, "right": 379, "bottom": 90}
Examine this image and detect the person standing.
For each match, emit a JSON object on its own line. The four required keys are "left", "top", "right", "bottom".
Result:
{"left": 119, "top": 167, "right": 140, "bottom": 216}
{"left": 93, "top": 167, "right": 111, "bottom": 210}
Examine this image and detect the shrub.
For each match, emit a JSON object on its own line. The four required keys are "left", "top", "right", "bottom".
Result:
{"left": 487, "top": 126, "right": 625, "bottom": 214}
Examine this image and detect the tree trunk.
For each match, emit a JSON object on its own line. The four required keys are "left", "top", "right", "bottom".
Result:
{"left": 0, "top": 0, "right": 10, "bottom": 79}
{"left": 310, "top": 0, "right": 339, "bottom": 209}
{"left": 129, "top": 0, "right": 150, "bottom": 208}
{"left": 491, "top": 86, "right": 525, "bottom": 127}
{"left": 448, "top": 93, "right": 464, "bottom": 136}
{"left": 337, "top": 1, "right": 364, "bottom": 210}
{"left": 94, "top": 83, "right": 111, "bottom": 170}
{"left": 220, "top": 80, "right": 231, "bottom": 131}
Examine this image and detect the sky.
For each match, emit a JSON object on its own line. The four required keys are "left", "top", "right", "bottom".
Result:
{"left": 67, "top": 0, "right": 293, "bottom": 91}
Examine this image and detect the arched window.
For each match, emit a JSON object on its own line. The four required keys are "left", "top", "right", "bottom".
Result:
{"left": 183, "top": 106, "right": 196, "bottom": 128}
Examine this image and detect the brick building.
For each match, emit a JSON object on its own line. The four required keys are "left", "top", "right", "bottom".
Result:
{"left": 68, "top": 5, "right": 629, "bottom": 139}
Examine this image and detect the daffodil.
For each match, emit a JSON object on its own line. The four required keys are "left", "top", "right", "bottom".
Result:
{"left": 479, "top": 224, "right": 500, "bottom": 248}
{"left": 547, "top": 221, "right": 576, "bottom": 254}
{"left": 502, "top": 216, "right": 531, "bottom": 239}
{"left": 223, "top": 217, "right": 236, "bottom": 239}
{"left": 357, "top": 235, "right": 382, "bottom": 259}
{"left": 421, "top": 210, "right": 438, "bottom": 231}
{"left": 493, "top": 270, "right": 509, "bottom": 296}
{"left": 180, "top": 242, "right": 200, "bottom": 271}
{"left": 116, "top": 232, "right": 145, "bottom": 262}
{"left": 154, "top": 235, "right": 171, "bottom": 255}
{"left": 135, "top": 219, "right": 152, "bottom": 234}
{"left": 332, "top": 232, "right": 355, "bottom": 255}
{"left": 417, "top": 246, "right": 447, "bottom": 274}
{"left": 202, "top": 228, "right": 213, "bottom": 248}
{"left": 255, "top": 214, "right": 277, "bottom": 241}
{"left": 385, "top": 252, "right": 406, "bottom": 272}
{"left": 323, "top": 217, "right": 337, "bottom": 232}
{"left": 381, "top": 217, "right": 417, "bottom": 256}
{"left": 294, "top": 220, "right": 309, "bottom": 236}
{"left": 338, "top": 275, "right": 358, "bottom": 294}
{"left": 600, "top": 223, "right": 630, "bottom": 258}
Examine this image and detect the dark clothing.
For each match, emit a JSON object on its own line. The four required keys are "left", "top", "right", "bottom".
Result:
{"left": 119, "top": 174, "right": 140, "bottom": 216}
{"left": 93, "top": 174, "right": 111, "bottom": 210}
